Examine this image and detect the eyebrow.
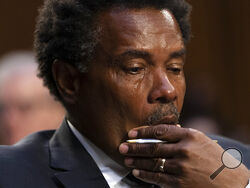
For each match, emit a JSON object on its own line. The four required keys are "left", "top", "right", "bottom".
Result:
{"left": 113, "top": 48, "right": 186, "bottom": 64}
{"left": 115, "top": 50, "right": 152, "bottom": 60}
{"left": 169, "top": 48, "right": 186, "bottom": 59}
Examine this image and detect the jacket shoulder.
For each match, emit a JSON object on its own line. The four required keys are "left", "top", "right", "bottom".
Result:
{"left": 0, "top": 130, "right": 55, "bottom": 157}
{"left": 0, "top": 130, "right": 57, "bottom": 187}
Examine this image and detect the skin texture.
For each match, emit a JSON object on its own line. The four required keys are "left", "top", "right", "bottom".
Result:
{"left": 53, "top": 8, "right": 250, "bottom": 188}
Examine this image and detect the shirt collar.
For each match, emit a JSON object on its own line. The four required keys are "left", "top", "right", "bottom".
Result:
{"left": 67, "top": 120, "right": 129, "bottom": 187}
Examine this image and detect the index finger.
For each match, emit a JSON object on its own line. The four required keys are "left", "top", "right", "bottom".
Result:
{"left": 128, "top": 124, "right": 188, "bottom": 142}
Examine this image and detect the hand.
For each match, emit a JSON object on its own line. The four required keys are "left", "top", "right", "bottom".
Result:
{"left": 119, "top": 125, "right": 250, "bottom": 188}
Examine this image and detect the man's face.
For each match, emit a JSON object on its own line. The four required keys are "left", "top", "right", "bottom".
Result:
{"left": 75, "top": 8, "right": 186, "bottom": 157}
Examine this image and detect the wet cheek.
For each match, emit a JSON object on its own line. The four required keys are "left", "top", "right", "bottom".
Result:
{"left": 130, "top": 93, "right": 147, "bottom": 123}
{"left": 128, "top": 76, "right": 153, "bottom": 124}
{"left": 118, "top": 75, "right": 150, "bottom": 124}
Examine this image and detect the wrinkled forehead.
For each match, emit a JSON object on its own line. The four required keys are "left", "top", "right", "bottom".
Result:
{"left": 97, "top": 8, "right": 183, "bottom": 51}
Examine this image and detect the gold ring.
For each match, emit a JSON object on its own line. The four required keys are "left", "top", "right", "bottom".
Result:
{"left": 159, "top": 159, "right": 166, "bottom": 172}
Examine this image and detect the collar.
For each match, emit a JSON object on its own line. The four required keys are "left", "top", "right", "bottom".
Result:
{"left": 49, "top": 119, "right": 109, "bottom": 188}
{"left": 67, "top": 120, "right": 129, "bottom": 187}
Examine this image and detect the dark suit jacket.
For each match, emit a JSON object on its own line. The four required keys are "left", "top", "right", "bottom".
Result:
{"left": 0, "top": 120, "right": 249, "bottom": 188}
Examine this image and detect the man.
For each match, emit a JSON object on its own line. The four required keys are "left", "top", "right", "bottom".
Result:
{"left": 0, "top": 0, "right": 249, "bottom": 187}
{"left": 0, "top": 51, "right": 65, "bottom": 144}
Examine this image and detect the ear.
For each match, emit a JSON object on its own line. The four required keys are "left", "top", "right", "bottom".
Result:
{"left": 52, "top": 60, "right": 81, "bottom": 104}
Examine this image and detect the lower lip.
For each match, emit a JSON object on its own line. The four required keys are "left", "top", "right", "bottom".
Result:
{"left": 157, "top": 115, "right": 177, "bottom": 125}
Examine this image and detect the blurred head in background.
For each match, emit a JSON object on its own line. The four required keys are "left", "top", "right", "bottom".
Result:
{"left": 0, "top": 51, "right": 65, "bottom": 145}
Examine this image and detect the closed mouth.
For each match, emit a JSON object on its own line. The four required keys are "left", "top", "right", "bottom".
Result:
{"left": 154, "top": 114, "right": 178, "bottom": 125}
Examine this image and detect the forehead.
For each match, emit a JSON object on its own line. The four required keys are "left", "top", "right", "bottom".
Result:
{"left": 97, "top": 8, "right": 184, "bottom": 54}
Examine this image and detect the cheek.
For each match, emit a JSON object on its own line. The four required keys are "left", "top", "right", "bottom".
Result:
{"left": 175, "top": 78, "right": 186, "bottom": 112}
{"left": 106, "top": 70, "right": 151, "bottom": 124}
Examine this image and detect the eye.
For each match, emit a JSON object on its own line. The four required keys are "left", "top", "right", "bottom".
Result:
{"left": 126, "top": 67, "right": 144, "bottom": 74}
{"left": 168, "top": 67, "right": 182, "bottom": 75}
{"left": 167, "top": 62, "right": 184, "bottom": 75}
{"left": 122, "top": 61, "right": 145, "bottom": 75}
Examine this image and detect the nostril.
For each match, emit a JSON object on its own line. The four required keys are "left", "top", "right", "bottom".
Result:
{"left": 156, "top": 97, "right": 169, "bottom": 103}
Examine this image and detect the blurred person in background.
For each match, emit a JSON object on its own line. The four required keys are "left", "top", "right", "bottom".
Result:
{"left": 0, "top": 51, "right": 65, "bottom": 145}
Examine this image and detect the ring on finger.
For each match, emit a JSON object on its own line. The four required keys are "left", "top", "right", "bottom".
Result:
{"left": 159, "top": 158, "right": 166, "bottom": 172}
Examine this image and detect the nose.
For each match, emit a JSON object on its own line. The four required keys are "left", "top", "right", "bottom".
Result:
{"left": 148, "top": 70, "right": 177, "bottom": 104}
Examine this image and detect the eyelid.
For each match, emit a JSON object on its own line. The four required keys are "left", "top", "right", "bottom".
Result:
{"left": 166, "top": 62, "right": 184, "bottom": 74}
{"left": 122, "top": 61, "right": 146, "bottom": 75}
{"left": 123, "top": 59, "right": 147, "bottom": 67}
{"left": 167, "top": 61, "right": 184, "bottom": 67}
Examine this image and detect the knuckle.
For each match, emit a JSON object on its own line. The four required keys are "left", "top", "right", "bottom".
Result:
{"left": 152, "top": 158, "right": 160, "bottom": 171}
{"left": 186, "top": 128, "right": 203, "bottom": 140}
{"left": 162, "top": 175, "right": 179, "bottom": 188}
{"left": 150, "top": 143, "right": 160, "bottom": 155}
{"left": 153, "top": 125, "right": 170, "bottom": 138}
{"left": 179, "top": 145, "right": 190, "bottom": 158}
{"left": 135, "top": 143, "right": 157, "bottom": 156}
{"left": 136, "top": 143, "right": 145, "bottom": 153}
{"left": 185, "top": 128, "right": 193, "bottom": 138}
{"left": 173, "top": 179, "right": 182, "bottom": 188}
{"left": 166, "top": 160, "right": 185, "bottom": 175}
{"left": 131, "top": 143, "right": 162, "bottom": 156}
{"left": 177, "top": 177, "right": 188, "bottom": 188}
{"left": 141, "top": 127, "right": 150, "bottom": 137}
{"left": 129, "top": 144, "right": 136, "bottom": 153}
{"left": 176, "top": 161, "right": 187, "bottom": 174}
{"left": 183, "top": 128, "right": 191, "bottom": 139}
{"left": 193, "top": 130, "right": 203, "bottom": 139}
{"left": 130, "top": 143, "right": 143, "bottom": 154}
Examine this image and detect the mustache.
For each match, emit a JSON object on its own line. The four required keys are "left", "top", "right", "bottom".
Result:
{"left": 143, "top": 103, "right": 180, "bottom": 125}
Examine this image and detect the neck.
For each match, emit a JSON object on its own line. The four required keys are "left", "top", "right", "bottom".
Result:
{"left": 66, "top": 113, "right": 129, "bottom": 167}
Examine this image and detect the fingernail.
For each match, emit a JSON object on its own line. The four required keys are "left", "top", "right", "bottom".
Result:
{"left": 132, "top": 169, "right": 140, "bottom": 177}
{"left": 128, "top": 130, "right": 138, "bottom": 138}
{"left": 124, "top": 158, "right": 134, "bottom": 166}
{"left": 119, "top": 144, "right": 129, "bottom": 154}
